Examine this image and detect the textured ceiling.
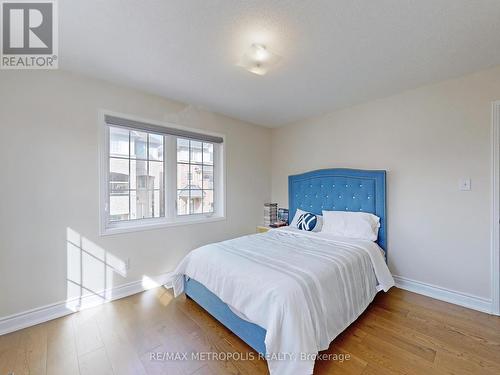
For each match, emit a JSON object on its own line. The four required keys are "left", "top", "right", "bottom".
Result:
{"left": 60, "top": 0, "right": 500, "bottom": 127}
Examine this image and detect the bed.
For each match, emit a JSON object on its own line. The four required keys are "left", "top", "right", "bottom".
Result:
{"left": 166, "top": 168, "right": 393, "bottom": 375}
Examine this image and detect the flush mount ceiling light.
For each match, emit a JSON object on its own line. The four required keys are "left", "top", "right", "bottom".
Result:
{"left": 237, "top": 44, "right": 281, "bottom": 76}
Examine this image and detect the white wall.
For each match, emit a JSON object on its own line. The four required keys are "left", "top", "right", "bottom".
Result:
{"left": 2, "top": 65, "right": 499, "bottom": 320}
{"left": 272, "top": 65, "right": 500, "bottom": 300}
{"left": 0, "top": 70, "right": 272, "bottom": 318}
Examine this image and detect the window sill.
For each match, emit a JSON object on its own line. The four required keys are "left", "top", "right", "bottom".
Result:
{"left": 100, "top": 214, "right": 226, "bottom": 236}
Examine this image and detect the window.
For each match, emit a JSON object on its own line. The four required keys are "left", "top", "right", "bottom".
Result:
{"left": 176, "top": 139, "right": 214, "bottom": 215}
{"left": 109, "top": 128, "right": 164, "bottom": 222}
{"left": 100, "top": 113, "right": 224, "bottom": 235}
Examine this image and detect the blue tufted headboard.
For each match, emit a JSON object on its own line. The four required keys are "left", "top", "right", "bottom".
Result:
{"left": 288, "top": 168, "right": 387, "bottom": 252}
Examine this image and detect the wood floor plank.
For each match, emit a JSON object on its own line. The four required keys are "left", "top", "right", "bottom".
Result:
{"left": 73, "top": 309, "right": 105, "bottom": 358}
{"left": 379, "top": 292, "right": 500, "bottom": 342}
{"left": 139, "top": 343, "right": 187, "bottom": 375}
{"left": 0, "top": 330, "right": 30, "bottom": 375}
{"left": 78, "top": 347, "right": 113, "bottom": 375}
{"left": 1, "top": 287, "right": 499, "bottom": 375}
{"left": 191, "top": 364, "right": 218, "bottom": 375}
{"left": 365, "top": 306, "right": 500, "bottom": 374}
{"left": 369, "top": 302, "right": 498, "bottom": 358}
{"left": 46, "top": 315, "right": 80, "bottom": 375}
{"left": 178, "top": 296, "right": 269, "bottom": 375}
{"left": 389, "top": 288, "right": 500, "bottom": 327}
{"left": 403, "top": 309, "right": 500, "bottom": 364}
{"left": 354, "top": 313, "right": 437, "bottom": 362}
{"left": 337, "top": 331, "right": 440, "bottom": 375}
{"left": 313, "top": 345, "right": 367, "bottom": 375}
{"left": 334, "top": 332, "right": 411, "bottom": 374}
{"left": 433, "top": 350, "right": 500, "bottom": 375}
{"left": 96, "top": 313, "right": 148, "bottom": 375}
{"left": 20, "top": 323, "right": 48, "bottom": 375}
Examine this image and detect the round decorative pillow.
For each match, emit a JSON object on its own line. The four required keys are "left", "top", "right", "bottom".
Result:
{"left": 297, "top": 213, "right": 317, "bottom": 231}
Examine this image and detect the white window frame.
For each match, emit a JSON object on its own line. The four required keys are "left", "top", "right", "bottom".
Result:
{"left": 98, "top": 110, "right": 226, "bottom": 236}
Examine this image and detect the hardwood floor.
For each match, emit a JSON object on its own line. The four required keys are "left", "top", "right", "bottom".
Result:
{"left": 1, "top": 287, "right": 499, "bottom": 374}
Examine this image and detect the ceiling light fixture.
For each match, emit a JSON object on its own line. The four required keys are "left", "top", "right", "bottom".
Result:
{"left": 237, "top": 43, "right": 280, "bottom": 76}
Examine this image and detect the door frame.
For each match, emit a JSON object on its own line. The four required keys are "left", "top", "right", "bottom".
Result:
{"left": 491, "top": 100, "right": 500, "bottom": 315}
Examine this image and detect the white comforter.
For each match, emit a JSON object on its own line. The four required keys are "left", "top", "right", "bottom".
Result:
{"left": 166, "top": 228, "right": 394, "bottom": 375}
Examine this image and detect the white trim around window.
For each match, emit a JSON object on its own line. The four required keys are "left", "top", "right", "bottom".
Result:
{"left": 98, "top": 110, "right": 226, "bottom": 236}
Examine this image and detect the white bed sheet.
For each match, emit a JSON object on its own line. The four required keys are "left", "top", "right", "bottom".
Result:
{"left": 166, "top": 227, "right": 394, "bottom": 375}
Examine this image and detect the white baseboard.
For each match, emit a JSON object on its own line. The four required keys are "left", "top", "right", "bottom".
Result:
{"left": 2, "top": 273, "right": 494, "bottom": 336}
{"left": 393, "top": 275, "right": 494, "bottom": 314}
{"left": 0, "top": 273, "right": 171, "bottom": 336}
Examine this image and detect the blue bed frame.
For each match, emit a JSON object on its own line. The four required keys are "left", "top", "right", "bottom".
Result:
{"left": 185, "top": 168, "right": 387, "bottom": 354}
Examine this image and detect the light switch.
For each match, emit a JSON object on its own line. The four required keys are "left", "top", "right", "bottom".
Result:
{"left": 459, "top": 178, "right": 471, "bottom": 191}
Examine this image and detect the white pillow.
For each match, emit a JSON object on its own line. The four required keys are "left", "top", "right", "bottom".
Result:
{"left": 290, "top": 209, "right": 323, "bottom": 232}
{"left": 321, "top": 210, "right": 380, "bottom": 241}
